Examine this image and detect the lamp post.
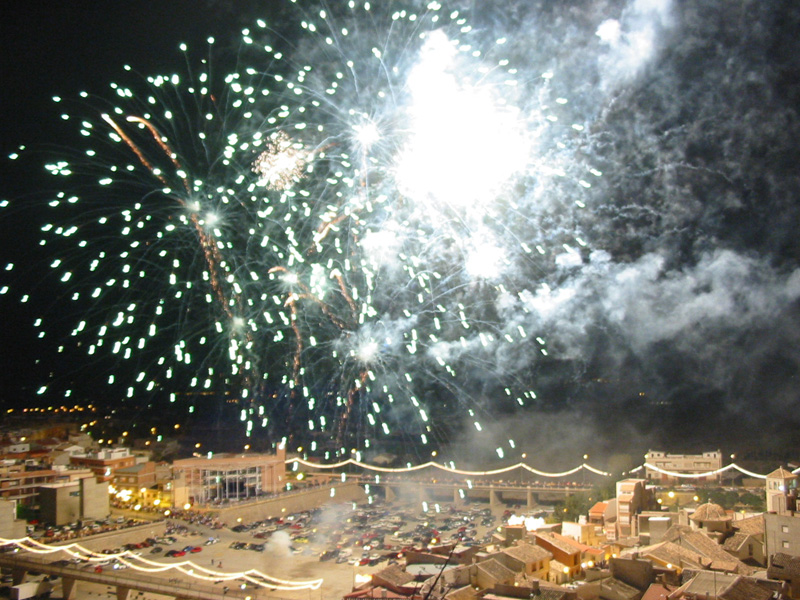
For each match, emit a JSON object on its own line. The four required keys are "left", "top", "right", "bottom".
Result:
{"left": 582, "top": 454, "right": 589, "bottom": 486}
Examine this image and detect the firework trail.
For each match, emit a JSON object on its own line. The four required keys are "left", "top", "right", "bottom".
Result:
{"left": 3, "top": 0, "right": 601, "bottom": 459}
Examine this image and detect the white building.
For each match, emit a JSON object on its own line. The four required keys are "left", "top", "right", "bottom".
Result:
{"left": 644, "top": 450, "right": 722, "bottom": 483}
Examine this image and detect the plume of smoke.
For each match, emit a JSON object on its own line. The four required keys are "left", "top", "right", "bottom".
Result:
{"left": 266, "top": 530, "right": 293, "bottom": 557}
{"left": 596, "top": 0, "right": 674, "bottom": 90}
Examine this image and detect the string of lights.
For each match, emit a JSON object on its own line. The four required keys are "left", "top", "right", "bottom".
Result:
{"left": 631, "top": 462, "right": 774, "bottom": 480}
{"left": 288, "top": 457, "right": 799, "bottom": 480}
{"left": 286, "top": 457, "right": 612, "bottom": 477}
{"left": 0, "top": 536, "right": 323, "bottom": 590}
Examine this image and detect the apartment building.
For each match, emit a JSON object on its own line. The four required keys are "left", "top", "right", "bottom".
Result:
{"left": 644, "top": 450, "right": 722, "bottom": 483}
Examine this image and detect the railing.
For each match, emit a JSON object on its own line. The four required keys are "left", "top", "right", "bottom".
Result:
{"left": 0, "top": 552, "right": 321, "bottom": 600}
{"left": 0, "top": 554, "right": 256, "bottom": 600}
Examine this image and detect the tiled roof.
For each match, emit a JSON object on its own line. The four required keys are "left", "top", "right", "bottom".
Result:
{"left": 768, "top": 552, "right": 800, "bottom": 580}
{"left": 638, "top": 541, "right": 707, "bottom": 571}
{"left": 504, "top": 543, "right": 552, "bottom": 563}
{"left": 535, "top": 533, "right": 580, "bottom": 556}
{"left": 719, "top": 577, "right": 774, "bottom": 600}
{"left": 374, "top": 564, "right": 416, "bottom": 588}
{"left": 733, "top": 514, "right": 764, "bottom": 536}
{"left": 721, "top": 532, "right": 750, "bottom": 552}
{"left": 589, "top": 501, "right": 608, "bottom": 515}
{"left": 345, "top": 586, "right": 415, "bottom": 600}
{"left": 766, "top": 467, "right": 797, "bottom": 480}
{"left": 662, "top": 526, "right": 753, "bottom": 574}
{"left": 599, "top": 577, "right": 640, "bottom": 600}
{"left": 484, "top": 590, "right": 568, "bottom": 600}
{"left": 549, "top": 532, "right": 587, "bottom": 551}
{"left": 533, "top": 590, "right": 570, "bottom": 600}
{"left": 641, "top": 583, "right": 675, "bottom": 600}
{"left": 690, "top": 502, "right": 730, "bottom": 522}
{"left": 679, "top": 571, "right": 738, "bottom": 596}
{"left": 477, "top": 558, "right": 516, "bottom": 583}
{"left": 445, "top": 585, "right": 478, "bottom": 600}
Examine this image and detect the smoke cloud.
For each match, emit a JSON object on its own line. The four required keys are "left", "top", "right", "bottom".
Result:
{"left": 443, "top": 0, "right": 800, "bottom": 460}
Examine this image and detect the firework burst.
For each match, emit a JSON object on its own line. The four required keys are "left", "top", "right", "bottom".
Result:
{"left": 3, "top": 0, "right": 601, "bottom": 460}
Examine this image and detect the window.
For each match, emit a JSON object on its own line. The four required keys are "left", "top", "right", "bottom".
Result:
{"left": 782, "top": 525, "right": 789, "bottom": 533}
{"left": 783, "top": 541, "right": 790, "bottom": 549}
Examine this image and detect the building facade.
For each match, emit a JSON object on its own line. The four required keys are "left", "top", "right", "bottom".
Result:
{"left": 0, "top": 464, "right": 64, "bottom": 506}
{"left": 764, "top": 467, "right": 799, "bottom": 561}
{"left": 766, "top": 513, "right": 800, "bottom": 561}
{"left": 171, "top": 448, "right": 286, "bottom": 505}
{"left": 39, "top": 477, "right": 109, "bottom": 526}
{"left": 0, "top": 498, "right": 26, "bottom": 539}
{"left": 644, "top": 450, "right": 723, "bottom": 483}
{"left": 765, "top": 467, "right": 798, "bottom": 514}
{"left": 69, "top": 447, "right": 137, "bottom": 481}
{"left": 614, "top": 479, "right": 656, "bottom": 541}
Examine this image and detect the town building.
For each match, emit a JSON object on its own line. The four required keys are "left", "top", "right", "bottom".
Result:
{"left": 534, "top": 532, "right": 581, "bottom": 581}
{"left": 614, "top": 479, "right": 657, "bottom": 541}
{"left": 0, "top": 498, "right": 26, "bottom": 539}
{"left": 46, "top": 443, "right": 88, "bottom": 467}
{"left": 483, "top": 582, "right": 574, "bottom": 600}
{"left": 1, "top": 442, "right": 31, "bottom": 454}
{"left": 113, "top": 461, "right": 157, "bottom": 491}
{"left": 661, "top": 525, "right": 755, "bottom": 575}
{"left": 485, "top": 542, "right": 552, "bottom": 581}
{"left": 644, "top": 450, "right": 723, "bottom": 483}
{"left": 69, "top": 447, "right": 137, "bottom": 481}
{"left": 668, "top": 570, "right": 784, "bottom": 599}
{"left": 768, "top": 553, "right": 800, "bottom": 598}
{"left": 765, "top": 467, "right": 798, "bottom": 514}
{"left": 561, "top": 519, "right": 600, "bottom": 547}
{"left": 637, "top": 511, "right": 678, "bottom": 546}
{"left": 171, "top": 448, "right": 286, "bottom": 504}
{"left": 765, "top": 513, "right": 800, "bottom": 560}
{"left": 0, "top": 462, "right": 81, "bottom": 507}
{"left": 764, "top": 467, "right": 800, "bottom": 561}
{"left": 110, "top": 461, "right": 179, "bottom": 508}
{"left": 688, "top": 502, "right": 733, "bottom": 537}
{"left": 38, "top": 477, "right": 109, "bottom": 526}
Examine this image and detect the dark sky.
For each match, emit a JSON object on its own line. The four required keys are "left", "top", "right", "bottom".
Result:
{"left": 0, "top": 1, "right": 268, "bottom": 369}
{"left": 1, "top": 0, "right": 799, "bottom": 463}
{"left": 1, "top": 2, "right": 269, "bottom": 155}
{"left": 0, "top": 1, "right": 270, "bottom": 432}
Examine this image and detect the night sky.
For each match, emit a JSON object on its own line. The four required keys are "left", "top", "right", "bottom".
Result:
{"left": 1, "top": 0, "right": 799, "bottom": 464}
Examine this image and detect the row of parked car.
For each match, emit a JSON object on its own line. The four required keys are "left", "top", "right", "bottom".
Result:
{"left": 229, "top": 541, "right": 266, "bottom": 552}
{"left": 165, "top": 546, "right": 203, "bottom": 557}
{"left": 27, "top": 516, "right": 145, "bottom": 544}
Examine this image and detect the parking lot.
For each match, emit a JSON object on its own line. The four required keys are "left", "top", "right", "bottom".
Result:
{"left": 3, "top": 498, "right": 519, "bottom": 600}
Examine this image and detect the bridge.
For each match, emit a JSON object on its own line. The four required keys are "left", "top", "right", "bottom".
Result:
{"left": 311, "top": 474, "right": 595, "bottom": 508}
{"left": 0, "top": 553, "right": 269, "bottom": 600}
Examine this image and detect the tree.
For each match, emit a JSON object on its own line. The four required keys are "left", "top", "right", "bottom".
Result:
{"left": 554, "top": 492, "right": 592, "bottom": 522}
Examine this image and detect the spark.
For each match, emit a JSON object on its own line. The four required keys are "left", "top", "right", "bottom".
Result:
{"left": 3, "top": 0, "right": 600, "bottom": 458}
